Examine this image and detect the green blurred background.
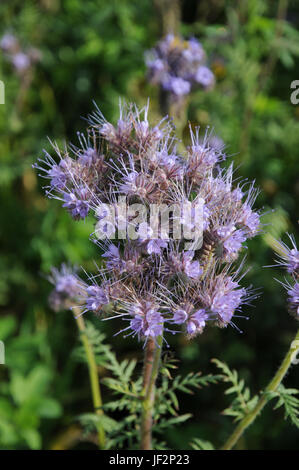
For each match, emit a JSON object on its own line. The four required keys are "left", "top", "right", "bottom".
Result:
{"left": 0, "top": 0, "right": 298, "bottom": 450}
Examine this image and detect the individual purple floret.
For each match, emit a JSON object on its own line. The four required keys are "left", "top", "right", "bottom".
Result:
{"left": 184, "top": 254, "right": 202, "bottom": 279}
{"left": 123, "top": 301, "right": 164, "bottom": 339}
{"left": 131, "top": 310, "right": 164, "bottom": 338}
{"left": 288, "top": 282, "right": 299, "bottom": 318}
{"left": 102, "top": 244, "right": 121, "bottom": 265}
{"left": 164, "top": 77, "right": 191, "bottom": 97}
{"left": 172, "top": 309, "right": 188, "bottom": 325}
{"left": 274, "top": 234, "right": 299, "bottom": 274}
{"left": 145, "top": 35, "right": 214, "bottom": 101}
{"left": 48, "top": 163, "right": 68, "bottom": 189}
{"left": 272, "top": 233, "right": 299, "bottom": 321}
{"left": 62, "top": 186, "right": 90, "bottom": 220}
{"left": 195, "top": 66, "right": 215, "bottom": 88}
{"left": 167, "top": 250, "right": 203, "bottom": 279}
{"left": 186, "top": 309, "right": 207, "bottom": 335}
{"left": 288, "top": 251, "right": 299, "bottom": 274}
{"left": 85, "top": 285, "right": 109, "bottom": 312}
{"left": 145, "top": 239, "right": 168, "bottom": 255}
{"left": 222, "top": 229, "right": 247, "bottom": 260}
{"left": 78, "top": 147, "right": 98, "bottom": 167}
{"left": 211, "top": 280, "right": 246, "bottom": 325}
{"left": 238, "top": 202, "right": 261, "bottom": 237}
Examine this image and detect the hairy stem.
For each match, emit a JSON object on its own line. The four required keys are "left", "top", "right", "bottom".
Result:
{"left": 140, "top": 335, "right": 163, "bottom": 450}
{"left": 221, "top": 327, "right": 299, "bottom": 450}
{"left": 73, "top": 309, "right": 105, "bottom": 449}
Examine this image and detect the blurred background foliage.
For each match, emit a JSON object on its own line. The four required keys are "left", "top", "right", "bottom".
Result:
{"left": 0, "top": 0, "right": 298, "bottom": 449}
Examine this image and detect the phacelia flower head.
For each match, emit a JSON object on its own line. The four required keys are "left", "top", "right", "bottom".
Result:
{"left": 272, "top": 233, "right": 299, "bottom": 321}
{"left": 48, "top": 264, "right": 84, "bottom": 312}
{"left": 0, "top": 32, "right": 41, "bottom": 75}
{"left": 145, "top": 35, "right": 214, "bottom": 102}
{"left": 273, "top": 234, "right": 299, "bottom": 274}
{"left": 0, "top": 33, "right": 18, "bottom": 52}
{"left": 12, "top": 52, "right": 30, "bottom": 71}
{"left": 38, "top": 101, "right": 261, "bottom": 343}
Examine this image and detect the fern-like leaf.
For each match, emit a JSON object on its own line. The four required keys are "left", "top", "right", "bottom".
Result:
{"left": 212, "top": 358, "right": 258, "bottom": 422}
{"left": 265, "top": 384, "right": 299, "bottom": 428}
{"left": 191, "top": 438, "right": 215, "bottom": 450}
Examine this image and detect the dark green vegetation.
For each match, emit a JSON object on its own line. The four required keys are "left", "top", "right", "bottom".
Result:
{"left": 0, "top": 0, "right": 298, "bottom": 449}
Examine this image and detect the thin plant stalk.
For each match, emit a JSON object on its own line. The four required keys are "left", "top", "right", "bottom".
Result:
{"left": 140, "top": 335, "right": 163, "bottom": 450}
{"left": 153, "top": 0, "right": 181, "bottom": 36}
{"left": 221, "top": 327, "right": 299, "bottom": 450}
{"left": 73, "top": 308, "right": 106, "bottom": 449}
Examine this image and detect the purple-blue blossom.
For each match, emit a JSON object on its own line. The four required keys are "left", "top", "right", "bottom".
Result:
{"left": 0, "top": 33, "right": 17, "bottom": 52}
{"left": 78, "top": 147, "right": 98, "bottom": 167}
{"left": 274, "top": 234, "right": 299, "bottom": 274}
{"left": 186, "top": 309, "right": 207, "bottom": 335}
{"left": 146, "top": 239, "right": 168, "bottom": 255}
{"left": 182, "top": 251, "right": 203, "bottom": 279}
{"left": 62, "top": 186, "right": 90, "bottom": 220}
{"left": 210, "top": 278, "right": 246, "bottom": 325}
{"left": 164, "top": 77, "right": 191, "bottom": 96}
{"left": 195, "top": 66, "right": 215, "bottom": 88}
{"left": 37, "top": 101, "right": 261, "bottom": 342}
{"left": 12, "top": 52, "right": 30, "bottom": 71}
{"left": 86, "top": 285, "right": 109, "bottom": 312}
{"left": 288, "top": 282, "right": 299, "bottom": 318}
{"left": 48, "top": 164, "right": 68, "bottom": 189}
{"left": 48, "top": 265, "right": 83, "bottom": 312}
{"left": 223, "top": 229, "right": 247, "bottom": 258}
{"left": 145, "top": 35, "right": 214, "bottom": 101}
{"left": 129, "top": 302, "right": 164, "bottom": 338}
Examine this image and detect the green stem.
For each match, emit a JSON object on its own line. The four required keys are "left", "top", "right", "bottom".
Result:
{"left": 153, "top": 0, "right": 181, "bottom": 36}
{"left": 73, "top": 309, "right": 106, "bottom": 449}
{"left": 221, "top": 327, "right": 299, "bottom": 450}
{"left": 140, "top": 335, "right": 163, "bottom": 450}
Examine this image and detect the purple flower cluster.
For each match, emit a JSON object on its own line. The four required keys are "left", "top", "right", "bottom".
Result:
{"left": 48, "top": 265, "right": 83, "bottom": 312}
{"left": 38, "top": 102, "right": 261, "bottom": 341}
{"left": 145, "top": 35, "right": 214, "bottom": 101}
{"left": 0, "top": 32, "right": 41, "bottom": 75}
{"left": 85, "top": 285, "right": 109, "bottom": 312}
{"left": 273, "top": 234, "right": 299, "bottom": 319}
{"left": 34, "top": 133, "right": 106, "bottom": 220}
